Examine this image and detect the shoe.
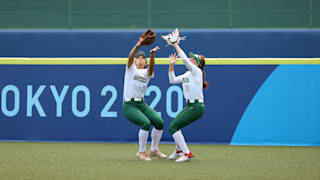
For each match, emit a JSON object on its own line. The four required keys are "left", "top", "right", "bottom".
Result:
{"left": 149, "top": 149, "right": 167, "bottom": 160}
{"left": 175, "top": 152, "right": 194, "bottom": 162}
{"left": 169, "top": 149, "right": 184, "bottom": 160}
{"left": 136, "top": 152, "right": 151, "bottom": 161}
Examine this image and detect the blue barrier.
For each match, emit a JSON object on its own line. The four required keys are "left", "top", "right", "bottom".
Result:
{"left": 0, "top": 63, "right": 319, "bottom": 146}
{"left": 1, "top": 29, "right": 320, "bottom": 145}
{"left": 231, "top": 65, "right": 320, "bottom": 146}
{"left": 0, "top": 29, "right": 320, "bottom": 58}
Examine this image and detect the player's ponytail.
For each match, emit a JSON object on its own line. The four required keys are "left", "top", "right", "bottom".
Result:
{"left": 200, "top": 55, "right": 209, "bottom": 89}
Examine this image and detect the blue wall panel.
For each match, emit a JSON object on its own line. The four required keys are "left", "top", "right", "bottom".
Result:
{"left": 0, "top": 29, "right": 320, "bottom": 58}
{"left": 0, "top": 64, "right": 276, "bottom": 144}
{"left": 231, "top": 65, "right": 320, "bottom": 146}
{"left": 1, "top": 29, "right": 320, "bottom": 145}
{"left": 1, "top": 64, "right": 319, "bottom": 145}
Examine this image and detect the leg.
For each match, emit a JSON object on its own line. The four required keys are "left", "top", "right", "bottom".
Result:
{"left": 142, "top": 104, "right": 164, "bottom": 151}
{"left": 123, "top": 102, "right": 151, "bottom": 154}
{"left": 123, "top": 102, "right": 151, "bottom": 131}
{"left": 142, "top": 104, "right": 164, "bottom": 130}
{"left": 169, "top": 104, "right": 204, "bottom": 135}
{"left": 142, "top": 104, "right": 166, "bottom": 159}
{"left": 169, "top": 104, "right": 204, "bottom": 155}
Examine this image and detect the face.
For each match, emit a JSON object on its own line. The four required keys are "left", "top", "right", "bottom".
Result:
{"left": 190, "top": 57, "right": 199, "bottom": 67}
{"left": 135, "top": 56, "right": 147, "bottom": 69}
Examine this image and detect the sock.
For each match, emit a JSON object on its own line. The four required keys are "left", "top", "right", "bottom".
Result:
{"left": 176, "top": 145, "right": 182, "bottom": 151}
{"left": 138, "top": 129, "right": 149, "bottom": 152}
{"left": 172, "top": 130, "right": 190, "bottom": 154}
{"left": 150, "top": 128, "right": 163, "bottom": 151}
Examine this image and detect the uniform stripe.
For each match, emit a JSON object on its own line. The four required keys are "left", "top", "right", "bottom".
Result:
{"left": 1, "top": 58, "right": 320, "bottom": 65}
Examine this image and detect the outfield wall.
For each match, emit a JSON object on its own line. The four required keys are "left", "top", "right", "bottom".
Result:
{"left": 1, "top": 29, "right": 320, "bottom": 58}
{"left": 1, "top": 29, "right": 320, "bottom": 145}
{"left": 0, "top": 58, "right": 319, "bottom": 146}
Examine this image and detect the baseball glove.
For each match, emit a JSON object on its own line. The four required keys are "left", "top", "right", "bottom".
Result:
{"left": 139, "top": 29, "right": 156, "bottom": 46}
{"left": 161, "top": 28, "right": 186, "bottom": 46}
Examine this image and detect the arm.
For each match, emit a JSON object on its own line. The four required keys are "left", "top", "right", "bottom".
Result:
{"left": 148, "top": 46, "right": 160, "bottom": 77}
{"left": 169, "top": 72, "right": 184, "bottom": 84}
{"left": 127, "top": 41, "right": 141, "bottom": 69}
{"left": 128, "top": 30, "right": 152, "bottom": 68}
{"left": 168, "top": 53, "right": 183, "bottom": 84}
{"left": 173, "top": 43, "right": 197, "bottom": 72}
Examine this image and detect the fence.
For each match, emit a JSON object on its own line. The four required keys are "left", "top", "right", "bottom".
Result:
{"left": 0, "top": 0, "right": 319, "bottom": 29}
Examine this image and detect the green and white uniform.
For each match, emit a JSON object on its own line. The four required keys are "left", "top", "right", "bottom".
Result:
{"left": 122, "top": 63, "right": 164, "bottom": 152}
{"left": 168, "top": 50, "right": 205, "bottom": 154}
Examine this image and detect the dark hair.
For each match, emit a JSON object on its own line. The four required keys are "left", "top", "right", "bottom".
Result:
{"left": 136, "top": 51, "right": 146, "bottom": 59}
{"left": 200, "top": 55, "right": 209, "bottom": 89}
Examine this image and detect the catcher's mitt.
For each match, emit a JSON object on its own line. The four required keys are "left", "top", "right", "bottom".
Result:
{"left": 139, "top": 29, "right": 156, "bottom": 46}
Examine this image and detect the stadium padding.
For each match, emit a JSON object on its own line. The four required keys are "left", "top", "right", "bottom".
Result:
{"left": 0, "top": 29, "right": 320, "bottom": 58}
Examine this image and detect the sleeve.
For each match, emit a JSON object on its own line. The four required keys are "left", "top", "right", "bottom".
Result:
{"left": 178, "top": 51, "right": 198, "bottom": 72}
{"left": 142, "top": 69, "right": 154, "bottom": 78}
{"left": 126, "top": 63, "right": 136, "bottom": 73}
{"left": 169, "top": 71, "right": 184, "bottom": 84}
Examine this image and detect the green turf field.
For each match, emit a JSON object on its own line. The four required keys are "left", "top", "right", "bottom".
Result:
{"left": 0, "top": 142, "right": 319, "bottom": 180}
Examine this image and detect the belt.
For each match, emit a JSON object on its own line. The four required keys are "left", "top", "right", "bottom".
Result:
{"left": 187, "top": 99, "right": 204, "bottom": 103}
{"left": 124, "top": 98, "right": 144, "bottom": 102}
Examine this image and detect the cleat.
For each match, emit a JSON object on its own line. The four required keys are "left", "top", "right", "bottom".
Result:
{"left": 136, "top": 152, "right": 151, "bottom": 161}
{"left": 169, "top": 149, "right": 184, "bottom": 160}
{"left": 175, "top": 152, "right": 194, "bottom": 162}
{"left": 149, "top": 149, "right": 167, "bottom": 160}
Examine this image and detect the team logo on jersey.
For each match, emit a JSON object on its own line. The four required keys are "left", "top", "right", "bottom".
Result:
{"left": 134, "top": 75, "right": 147, "bottom": 83}
{"left": 182, "top": 77, "right": 189, "bottom": 83}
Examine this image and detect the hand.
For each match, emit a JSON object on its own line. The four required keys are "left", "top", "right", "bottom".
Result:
{"left": 169, "top": 53, "right": 178, "bottom": 64}
{"left": 150, "top": 46, "right": 160, "bottom": 54}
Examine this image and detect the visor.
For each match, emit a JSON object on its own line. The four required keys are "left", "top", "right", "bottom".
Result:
{"left": 189, "top": 52, "right": 202, "bottom": 68}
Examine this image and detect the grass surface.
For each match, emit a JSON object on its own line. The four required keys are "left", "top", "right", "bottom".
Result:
{"left": 0, "top": 142, "right": 319, "bottom": 180}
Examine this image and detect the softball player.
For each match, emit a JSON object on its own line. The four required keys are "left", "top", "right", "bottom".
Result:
{"left": 167, "top": 42, "right": 208, "bottom": 162}
{"left": 122, "top": 37, "right": 167, "bottom": 161}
